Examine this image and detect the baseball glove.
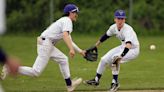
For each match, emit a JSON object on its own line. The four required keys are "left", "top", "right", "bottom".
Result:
{"left": 112, "top": 56, "right": 122, "bottom": 70}
{"left": 84, "top": 46, "right": 98, "bottom": 62}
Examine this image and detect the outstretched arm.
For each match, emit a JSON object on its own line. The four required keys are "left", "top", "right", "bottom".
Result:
{"left": 72, "top": 42, "right": 85, "bottom": 56}
{"left": 69, "top": 35, "right": 85, "bottom": 56}
{"left": 84, "top": 33, "right": 110, "bottom": 61}
{"left": 95, "top": 33, "right": 110, "bottom": 48}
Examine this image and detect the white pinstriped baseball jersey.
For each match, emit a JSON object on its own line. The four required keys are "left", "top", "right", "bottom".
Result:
{"left": 106, "top": 23, "right": 139, "bottom": 48}
{"left": 41, "top": 16, "right": 73, "bottom": 42}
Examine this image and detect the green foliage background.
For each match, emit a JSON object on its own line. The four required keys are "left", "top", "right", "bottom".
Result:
{"left": 6, "top": 0, "right": 164, "bottom": 35}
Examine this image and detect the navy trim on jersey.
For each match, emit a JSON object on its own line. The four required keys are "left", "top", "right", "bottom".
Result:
{"left": 100, "top": 33, "right": 110, "bottom": 42}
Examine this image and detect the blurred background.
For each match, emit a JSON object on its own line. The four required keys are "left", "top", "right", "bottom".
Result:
{"left": 1, "top": 0, "right": 164, "bottom": 36}
{"left": 0, "top": 0, "right": 164, "bottom": 92}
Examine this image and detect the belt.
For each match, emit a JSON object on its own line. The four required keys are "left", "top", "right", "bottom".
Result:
{"left": 41, "top": 37, "right": 45, "bottom": 40}
{"left": 41, "top": 37, "right": 55, "bottom": 44}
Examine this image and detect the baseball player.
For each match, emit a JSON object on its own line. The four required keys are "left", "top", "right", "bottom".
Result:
{"left": 0, "top": 0, "right": 6, "bottom": 34}
{"left": 0, "top": 1, "right": 20, "bottom": 91}
{"left": 0, "top": 47, "right": 20, "bottom": 92}
{"left": 84, "top": 9, "right": 140, "bottom": 92}
{"left": 1, "top": 4, "right": 85, "bottom": 92}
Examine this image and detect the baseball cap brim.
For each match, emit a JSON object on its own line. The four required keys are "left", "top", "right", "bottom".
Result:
{"left": 115, "top": 16, "right": 126, "bottom": 18}
{"left": 71, "top": 8, "right": 79, "bottom": 13}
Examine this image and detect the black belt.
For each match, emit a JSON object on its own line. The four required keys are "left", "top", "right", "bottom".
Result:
{"left": 41, "top": 37, "right": 55, "bottom": 44}
{"left": 42, "top": 37, "right": 45, "bottom": 40}
{"left": 122, "top": 40, "right": 125, "bottom": 41}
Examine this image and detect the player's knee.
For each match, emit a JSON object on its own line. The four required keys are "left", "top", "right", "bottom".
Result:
{"left": 100, "top": 57, "right": 108, "bottom": 63}
{"left": 64, "top": 56, "right": 68, "bottom": 62}
{"left": 32, "top": 69, "right": 41, "bottom": 77}
{"left": 58, "top": 56, "right": 68, "bottom": 65}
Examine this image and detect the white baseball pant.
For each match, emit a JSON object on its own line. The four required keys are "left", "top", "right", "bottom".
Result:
{"left": 96, "top": 45, "right": 139, "bottom": 75}
{"left": 18, "top": 37, "right": 71, "bottom": 79}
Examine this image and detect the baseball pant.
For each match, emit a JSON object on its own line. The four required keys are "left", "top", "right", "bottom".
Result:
{"left": 97, "top": 45, "right": 139, "bottom": 75}
{"left": 18, "top": 37, "right": 70, "bottom": 79}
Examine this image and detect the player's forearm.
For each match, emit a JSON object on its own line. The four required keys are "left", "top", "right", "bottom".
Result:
{"left": 63, "top": 32, "right": 74, "bottom": 51}
{"left": 68, "top": 35, "right": 82, "bottom": 53}
{"left": 95, "top": 40, "right": 101, "bottom": 48}
{"left": 99, "top": 33, "right": 110, "bottom": 43}
{"left": 95, "top": 33, "right": 110, "bottom": 48}
{"left": 72, "top": 41, "right": 82, "bottom": 53}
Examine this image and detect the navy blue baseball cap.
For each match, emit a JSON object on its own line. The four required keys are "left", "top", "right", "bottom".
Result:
{"left": 114, "top": 9, "right": 126, "bottom": 18}
{"left": 64, "top": 4, "right": 79, "bottom": 14}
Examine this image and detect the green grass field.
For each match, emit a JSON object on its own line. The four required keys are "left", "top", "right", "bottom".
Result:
{"left": 0, "top": 35, "right": 164, "bottom": 92}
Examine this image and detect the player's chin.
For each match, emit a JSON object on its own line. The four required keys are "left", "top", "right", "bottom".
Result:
{"left": 73, "top": 17, "right": 77, "bottom": 22}
{"left": 73, "top": 19, "right": 77, "bottom": 22}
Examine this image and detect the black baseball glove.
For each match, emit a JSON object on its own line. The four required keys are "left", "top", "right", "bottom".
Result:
{"left": 84, "top": 46, "right": 98, "bottom": 62}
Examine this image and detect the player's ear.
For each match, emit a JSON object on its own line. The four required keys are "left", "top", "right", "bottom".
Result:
{"left": 114, "top": 18, "right": 116, "bottom": 22}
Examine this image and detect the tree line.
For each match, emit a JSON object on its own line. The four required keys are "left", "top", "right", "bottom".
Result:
{"left": 6, "top": 0, "right": 164, "bottom": 35}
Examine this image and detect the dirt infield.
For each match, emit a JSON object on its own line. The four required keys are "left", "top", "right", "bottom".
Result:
{"left": 92, "top": 90, "right": 164, "bottom": 92}
{"left": 118, "top": 90, "right": 164, "bottom": 92}
{"left": 80, "top": 89, "right": 164, "bottom": 92}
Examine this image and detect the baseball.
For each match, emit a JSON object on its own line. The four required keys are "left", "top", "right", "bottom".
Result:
{"left": 150, "top": 45, "right": 156, "bottom": 50}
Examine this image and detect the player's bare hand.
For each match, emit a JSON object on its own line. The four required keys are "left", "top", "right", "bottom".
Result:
{"left": 79, "top": 50, "right": 86, "bottom": 57}
{"left": 6, "top": 57, "right": 21, "bottom": 76}
{"left": 69, "top": 49, "right": 75, "bottom": 58}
